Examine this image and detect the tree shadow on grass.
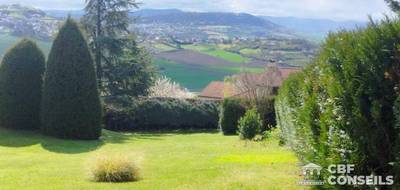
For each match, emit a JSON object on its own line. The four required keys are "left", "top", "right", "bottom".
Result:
{"left": 0, "top": 128, "right": 41, "bottom": 147}
{"left": 0, "top": 128, "right": 220, "bottom": 153}
{"left": 0, "top": 127, "right": 104, "bottom": 154}
{"left": 40, "top": 137, "right": 105, "bottom": 154}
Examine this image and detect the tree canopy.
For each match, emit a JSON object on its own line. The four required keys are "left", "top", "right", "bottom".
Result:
{"left": 41, "top": 18, "right": 102, "bottom": 140}
{"left": 0, "top": 39, "right": 45, "bottom": 130}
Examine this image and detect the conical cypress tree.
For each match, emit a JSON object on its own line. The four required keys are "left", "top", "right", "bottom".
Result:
{"left": 0, "top": 39, "right": 45, "bottom": 130}
{"left": 41, "top": 18, "right": 102, "bottom": 140}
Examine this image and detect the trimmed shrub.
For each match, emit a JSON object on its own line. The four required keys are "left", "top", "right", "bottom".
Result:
{"left": 238, "top": 108, "right": 262, "bottom": 140}
{"left": 41, "top": 18, "right": 102, "bottom": 140}
{"left": 276, "top": 19, "right": 400, "bottom": 188}
{"left": 219, "top": 98, "right": 246, "bottom": 135}
{"left": 105, "top": 98, "right": 219, "bottom": 131}
{"left": 89, "top": 153, "right": 140, "bottom": 182}
{"left": 0, "top": 39, "right": 45, "bottom": 130}
{"left": 242, "top": 97, "right": 276, "bottom": 132}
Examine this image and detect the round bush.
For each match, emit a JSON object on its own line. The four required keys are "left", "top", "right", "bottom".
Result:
{"left": 41, "top": 18, "right": 102, "bottom": 139}
{"left": 238, "top": 108, "right": 263, "bottom": 140}
{"left": 219, "top": 98, "right": 246, "bottom": 135}
{"left": 89, "top": 154, "right": 140, "bottom": 182}
{"left": 0, "top": 39, "right": 45, "bottom": 130}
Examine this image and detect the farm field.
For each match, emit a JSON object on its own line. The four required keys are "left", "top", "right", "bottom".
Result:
{"left": 0, "top": 128, "right": 304, "bottom": 190}
{"left": 182, "top": 44, "right": 250, "bottom": 63}
{"left": 154, "top": 58, "right": 263, "bottom": 91}
{"left": 154, "top": 58, "right": 238, "bottom": 91}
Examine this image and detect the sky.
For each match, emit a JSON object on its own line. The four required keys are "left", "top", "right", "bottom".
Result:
{"left": 0, "top": 0, "right": 393, "bottom": 21}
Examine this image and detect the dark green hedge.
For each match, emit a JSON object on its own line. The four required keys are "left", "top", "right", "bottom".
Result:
{"left": 0, "top": 39, "right": 45, "bottom": 130}
{"left": 219, "top": 97, "right": 275, "bottom": 135}
{"left": 104, "top": 98, "right": 219, "bottom": 131}
{"left": 41, "top": 18, "right": 102, "bottom": 140}
{"left": 218, "top": 98, "right": 246, "bottom": 135}
{"left": 276, "top": 19, "right": 400, "bottom": 188}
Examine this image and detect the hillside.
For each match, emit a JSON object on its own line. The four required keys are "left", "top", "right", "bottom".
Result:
{"left": 0, "top": 4, "right": 60, "bottom": 40}
{"left": 263, "top": 16, "right": 366, "bottom": 41}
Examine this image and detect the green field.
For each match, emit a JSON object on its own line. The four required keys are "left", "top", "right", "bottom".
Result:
{"left": 154, "top": 59, "right": 263, "bottom": 91}
{"left": 154, "top": 59, "right": 238, "bottom": 91}
{"left": 0, "top": 34, "right": 52, "bottom": 57}
{"left": 240, "top": 48, "right": 261, "bottom": 56}
{"left": 183, "top": 44, "right": 250, "bottom": 63}
{"left": 0, "top": 128, "right": 303, "bottom": 190}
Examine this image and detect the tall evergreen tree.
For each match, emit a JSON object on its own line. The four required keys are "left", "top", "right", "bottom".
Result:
{"left": 41, "top": 18, "right": 102, "bottom": 140}
{"left": 0, "top": 39, "right": 45, "bottom": 130}
{"left": 386, "top": 0, "right": 400, "bottom": 12}
{"left": 82, "top": 0, "right": 155, "bottom": 101}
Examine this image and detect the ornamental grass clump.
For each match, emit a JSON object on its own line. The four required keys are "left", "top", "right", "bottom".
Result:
{"left": 89, "top": 153, "right": 140, "bottom": 183}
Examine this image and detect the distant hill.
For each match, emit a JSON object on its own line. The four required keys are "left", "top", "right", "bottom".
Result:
{"left": 0, "top": 4, "right": 60, "bottom": 40}
{"left": 263, "top": 16, "right": 366, "bottom": 41}
{"left": 133, "top": 9, "right": 279, "bottom": 28}
{"left": 44, "top": 9, "right": 84, "bottom": 19}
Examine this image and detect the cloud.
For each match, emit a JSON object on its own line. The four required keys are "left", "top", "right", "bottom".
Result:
{"left": 0, "top": 0, "right": 392, "bottom": 21}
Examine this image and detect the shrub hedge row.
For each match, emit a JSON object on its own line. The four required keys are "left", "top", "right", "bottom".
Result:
{"left": 219, "top": 97, "right": 275, "bottom": 135}
{"left": 105, "top": 98, "right": 219, "bottom": 131}
{"left": 218, "top": 98, "right": 246, "bottom": 135}
{"left": 276, "top": 19, "right": 400, "bottom": 188}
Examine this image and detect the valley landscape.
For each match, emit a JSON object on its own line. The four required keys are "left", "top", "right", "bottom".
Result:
{"left": 1, "top": 1, "right": 396, "bottom": 189}
{"left": 0, "top": 4, "right": 362, "bottom": 91}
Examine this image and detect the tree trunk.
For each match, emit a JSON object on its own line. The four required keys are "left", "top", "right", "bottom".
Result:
{"left": 95, "top": 0, "right": 103, "bottom": 91}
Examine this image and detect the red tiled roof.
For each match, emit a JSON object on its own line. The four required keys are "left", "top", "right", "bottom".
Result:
{"left": 199, "top": 67, "right": 302, "bottom": 99}
{"left": 198, "top": 81, "right": 225, "bottom": 99}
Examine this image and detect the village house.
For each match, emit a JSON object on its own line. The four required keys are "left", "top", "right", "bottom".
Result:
{"left": 198, "top": 66, "right": 302, "bottom": 100}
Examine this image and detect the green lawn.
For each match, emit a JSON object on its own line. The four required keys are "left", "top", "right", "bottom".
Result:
{"left": 0, "top": 128, "right": 304, "bottom": 190}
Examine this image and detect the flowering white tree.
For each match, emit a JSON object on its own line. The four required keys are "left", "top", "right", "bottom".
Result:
{"left": 149, "top": 76, "right": 195, "bottom": 99}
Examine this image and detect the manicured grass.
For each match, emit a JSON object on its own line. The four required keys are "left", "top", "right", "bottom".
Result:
{"left": 183, "top": 44, "right": 250, "bottom": 63}
{"left": 0, "top": 127, "right": 304, "bottom": 190}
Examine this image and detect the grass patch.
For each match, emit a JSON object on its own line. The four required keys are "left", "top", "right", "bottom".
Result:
{"left": 0, "top": 127, "right": 303, "bottom": 190}
{"left": 183, "top": 44, "right": 250, "bottom": 63}
{"left": 217, "top": 153, "right": 298, "bottom": 164}
{"left": 154, "top": 58, "right": 263, "bottom": 91}
{"left": 154, "top": 59, "right": 239, "bottom": 91}
{"left": 154, "top": 43, "right": 177, "bottom": 52}
{"left": 240, "top": 48, "right": 261, "bottom": 56}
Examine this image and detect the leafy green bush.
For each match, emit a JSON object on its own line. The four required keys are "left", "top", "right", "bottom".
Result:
{"left": 105, "top": 98, "right": 219, "bottom": 131}
{"left": 276, "top": 19, "right": 400, "bottom": 188}
{"left": 238, "top": 108, "right": 263, "bottom": 140}
{"left": 219, "top": 98, "right": 246, "bottom": 135}
{"left": 0, "top": 39, "right": 45, "bottom": 130}
{"left": 243, "top": 97, "right": 276, "bottom": 132}
{"left": 41, "top": 18, "right": 102, "bottom": 140}
{"left": 89, "top": 153, "right": 140, "bottom": 182}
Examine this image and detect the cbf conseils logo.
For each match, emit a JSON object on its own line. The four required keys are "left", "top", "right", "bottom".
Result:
{"left": 299, "top": 163, "right": 394, "bottom": 186}
{"left": 299, "top": 163, "right": 325, "bottom": 186}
